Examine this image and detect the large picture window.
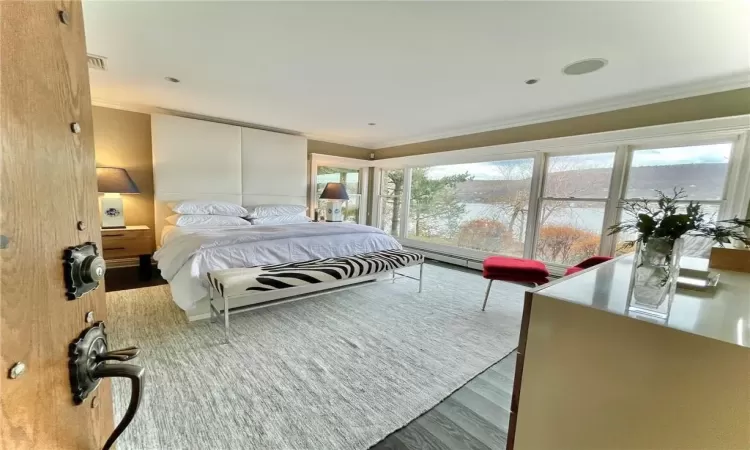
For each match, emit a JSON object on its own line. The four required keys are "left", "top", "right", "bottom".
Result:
{"left": 535, "top": 152, "right": 615, "bottom": 265}
{"left": 373, "top": 121, "right": 748, "bottom": 271}
{"left": 406, "top": 159, "right": 534, "bottom": 257}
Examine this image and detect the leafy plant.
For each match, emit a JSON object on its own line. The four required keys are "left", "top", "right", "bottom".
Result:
{"left": 608, "top": 188, "right": 750, "bottom": 249}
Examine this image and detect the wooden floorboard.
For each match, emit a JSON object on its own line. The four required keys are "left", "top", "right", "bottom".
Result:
{"left": 465, "top": 377, "right": 512, "bottom": 409}
{"left": 416, "top": 409, "right": 491, "bottom": 450}
{"left": 393, "top": 422, "right": 454, "bottom": 450}
{"left": 435, "top": 398, "right": 507, "bottom": 450}
{"left": 479, "top": 367, "right": 514, "bottom": 394}
{"left": 104, "top": 265, "right": 166, "bottom": 292}
{"left": 371, "top": 352, "right": 516, "bottom": 450}
{"left": 373, "top": 434, "right": 411, "bottom": 450}
{"left": 452, "top": 386, "right": 511, "bottom": 427}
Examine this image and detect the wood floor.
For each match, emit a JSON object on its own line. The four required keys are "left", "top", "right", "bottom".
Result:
{"left": 371, "top": 352, "right": 516, "bottom": 450}
{"left": 104, "top": 265, "right": 166, "bottom": 292}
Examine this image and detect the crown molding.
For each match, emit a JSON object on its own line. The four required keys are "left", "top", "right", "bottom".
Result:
{"left": 302, "top": 133, "right": 375, "bottom": 149}
{"left": 90, "top": 98, "right": 376, "bottom": 149}
{"left": 371, "top": 72, "right": 750, "bottom": 150}
{"left": 370, "top": 114, "right": 750, "bottom": 168}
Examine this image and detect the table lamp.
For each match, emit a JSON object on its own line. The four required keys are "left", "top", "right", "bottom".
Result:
{"left": 319, "top": 182, "right": 349, "bottom": 222}
{"left": 96, "top": 167, "right": 139, "bottom": 229}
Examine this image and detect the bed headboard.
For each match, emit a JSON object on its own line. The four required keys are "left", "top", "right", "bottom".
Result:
{"left": 152, "top": 114, "right": 307, "bottom": 248}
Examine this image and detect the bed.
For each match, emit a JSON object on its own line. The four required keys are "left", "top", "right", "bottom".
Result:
{"left": 155, "top": 221, "right": 402, "bottom": 320}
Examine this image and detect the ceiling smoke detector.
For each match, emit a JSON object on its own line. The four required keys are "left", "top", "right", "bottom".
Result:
{"left": 562, "top": 58, "right": 608, "bottom": 76}
{"left": 87, "top": 54, "right": 108, "bottom": 71}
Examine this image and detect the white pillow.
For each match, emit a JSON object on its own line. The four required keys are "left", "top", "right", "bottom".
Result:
{"left": 166, "top": 214, "right": 251, "bottom": 228}
{"left": 250, "top": 215, "right": 312, "bottom": 225}
{"left": 172, "top": 200, "right": 248, "bottom": 217}
{"left": 246, "top": 204, "right": 307, "bottom": 218}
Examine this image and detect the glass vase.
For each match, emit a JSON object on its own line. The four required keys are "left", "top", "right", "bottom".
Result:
{"left": 626, "top": 237, "right": 683, "bottom": 321}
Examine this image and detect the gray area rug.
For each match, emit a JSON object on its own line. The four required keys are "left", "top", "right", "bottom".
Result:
{"left": 106, "top": 263, "right": 524, "bottom": 450}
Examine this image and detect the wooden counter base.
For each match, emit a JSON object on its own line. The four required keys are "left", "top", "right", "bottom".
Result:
{"left": 511, "top": 294, "right": 750, "bottom": 450}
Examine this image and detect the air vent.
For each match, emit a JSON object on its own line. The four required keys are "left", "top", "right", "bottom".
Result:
{"left": 87, "top": 54, "right": 108, "bottom": 71}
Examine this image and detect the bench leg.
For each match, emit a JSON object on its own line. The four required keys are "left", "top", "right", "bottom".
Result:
{"left": 392, "top": 269, "right": 396, "bottom": 284}
{"left": 209, "top": 283, "right": 215, "bottom": 323}
{"left": 224, "top": 290, "right": 229, "bottom": 340}
{"left": 482, "top": 279, "right": 493, "bottom": 311}
{"left": 419, "top": 263, "right": 424, "bottom": 293}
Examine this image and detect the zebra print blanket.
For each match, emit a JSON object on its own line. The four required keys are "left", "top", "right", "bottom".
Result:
{"left": 207, "top": 249, "right": 424, "bottom": 298}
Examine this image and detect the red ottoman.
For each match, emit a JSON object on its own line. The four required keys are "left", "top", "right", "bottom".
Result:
{"left": 482, "top": 256, "right": 549, "bottom": 311}
{"left": 564, "top": 256, "right": 613, "bottom": 276}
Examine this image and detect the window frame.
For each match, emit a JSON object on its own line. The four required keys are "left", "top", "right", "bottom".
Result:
{"left": 398, "top": 154, "right": 540, "bottom": 261}
{"left": 373, "top": 168, "right": 407, "bottom": 236}
{"left": 309, "top": 154, "right": 370, "bottom": 224}
{"left": 532, "top": 148, "right": 618, "bottom": 266}
{"left": 601, "top": 138, "right": 740, "bottom": 256}
{"left": 367, "top": 116, "right": 750, "bottom": 274}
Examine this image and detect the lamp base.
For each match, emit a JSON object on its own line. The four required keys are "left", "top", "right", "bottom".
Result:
{"left": 100, "top": 195, "right": 126, "bottom": 228}
{"left": 326, "top": 201, "right": 343, "bottom": 222}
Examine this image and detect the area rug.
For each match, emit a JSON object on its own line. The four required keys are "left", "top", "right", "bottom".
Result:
{"left": 106, "top": 263, "right": 523, "bottom": 450}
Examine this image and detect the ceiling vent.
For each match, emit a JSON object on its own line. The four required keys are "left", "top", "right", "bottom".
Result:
{"left": 87, "top": 54, "right": 108, "bottom": 71}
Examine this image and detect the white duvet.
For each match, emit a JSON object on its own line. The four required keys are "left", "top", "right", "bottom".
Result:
{"left": 154, "top": 222, "right": 402, "bottom": 310}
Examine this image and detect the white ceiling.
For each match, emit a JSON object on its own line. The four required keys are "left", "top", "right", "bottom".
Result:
{"left": 83, "top": 1, "right": 750, "bottom": 149}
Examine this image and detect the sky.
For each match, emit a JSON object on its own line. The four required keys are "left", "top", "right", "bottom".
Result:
{"left": 425, "top": 143, "right": 732, "bottom": 180}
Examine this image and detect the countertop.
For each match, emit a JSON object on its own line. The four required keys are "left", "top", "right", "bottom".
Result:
{"left": 533, "top": 255, "right": 750, "bottom": 348}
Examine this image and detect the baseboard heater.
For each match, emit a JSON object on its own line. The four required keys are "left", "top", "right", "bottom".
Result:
{"left": 402, "top": 246, "right": 565, "bottom": 278}
{"left": 401, "top": 246, "right": 484, "bottom": 272}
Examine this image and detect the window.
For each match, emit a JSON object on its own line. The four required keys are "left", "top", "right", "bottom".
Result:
{"left": 615, "top": 143, "right": 733, "bottom": 255}
{"left": 316, "top": 166, "right": 361, "bottom": 223}
{"left": 535, "top": 152, "right": 615, "bottom": 265}
{"left": 377, "top": 124, "right": 747, "bottom": 268}
{"left": 378, "top": 169, "right": 404, "bottom": 236}
{"left": 625, "top": 143, "right": 732, "bottom": 200}
{"left": 406, "top": 159, "right": 534, "bottom": 257}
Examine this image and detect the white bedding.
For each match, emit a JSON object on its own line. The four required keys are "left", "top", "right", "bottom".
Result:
{"left": 154, "top": 222, "right": 401, "bottom": 310}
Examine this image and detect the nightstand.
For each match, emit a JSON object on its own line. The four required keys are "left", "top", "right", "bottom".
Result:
{"left": 101, "top": 225, "right": 155, "bottom": 280}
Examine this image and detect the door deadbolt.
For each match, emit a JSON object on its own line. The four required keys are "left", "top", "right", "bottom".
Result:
{"left": 64, "top": 242, "right": 106, "bottom": 299}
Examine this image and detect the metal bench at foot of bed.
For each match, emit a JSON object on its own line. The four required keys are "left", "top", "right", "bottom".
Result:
{"left": 206, "top": 249, "right": 425, "bottom": 335}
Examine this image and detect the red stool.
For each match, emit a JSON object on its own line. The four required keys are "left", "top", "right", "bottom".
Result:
{"left": 563, "top": 256, "right": 613, "bottom": 276}
{"left": 482, "top": 256, "right": 549, "bottom": 311}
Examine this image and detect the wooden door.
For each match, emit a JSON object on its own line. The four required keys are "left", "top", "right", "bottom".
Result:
{"left": 1, "top": 1, "right": 114, "bottom": 448}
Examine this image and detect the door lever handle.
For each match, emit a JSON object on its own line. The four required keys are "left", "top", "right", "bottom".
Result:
{"left": 96, "top": 346, "right": 140, "bottom": 362}
{"left": 69, "top": 323, "right": 146, "bottom": 450}
{"left": 92, "top": 362, "right": 145, "bottom": 450}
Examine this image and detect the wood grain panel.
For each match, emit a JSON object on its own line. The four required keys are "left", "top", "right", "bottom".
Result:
{"left": 1, "top": 1, "right": 113, "bottom": 448}
{"left": 92, "top": 106, "right": 154, "bottom": 230}
{"left": 506, "top": 291, "right": 533, "bottom": 450}
{"left": 709, "top": 246, "right": 750, "bottom": 273}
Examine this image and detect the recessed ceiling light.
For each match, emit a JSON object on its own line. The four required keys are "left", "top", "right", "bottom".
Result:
{"left": 368, "top": 123, "right": 376, "bottom": 126}
{"left": 562, "top": 58, "right": 608, "bottom": 76}
{"left": 525, "top": 78, "right": 540, "bottom": 85}
{"left": 165, "top": 76, "right": 180, "bottom": 83}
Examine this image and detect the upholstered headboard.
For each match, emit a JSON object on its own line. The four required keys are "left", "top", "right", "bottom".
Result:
{"left": 151, "top": 114, "right": 307, "bottom": 248}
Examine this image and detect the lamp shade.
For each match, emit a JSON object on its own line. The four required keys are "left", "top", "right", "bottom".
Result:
{"left": 319, "top": 182, "right": 349, "bottom": 200}
{"left": 96, "top": 167, "right": 140, "bottom": 194}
